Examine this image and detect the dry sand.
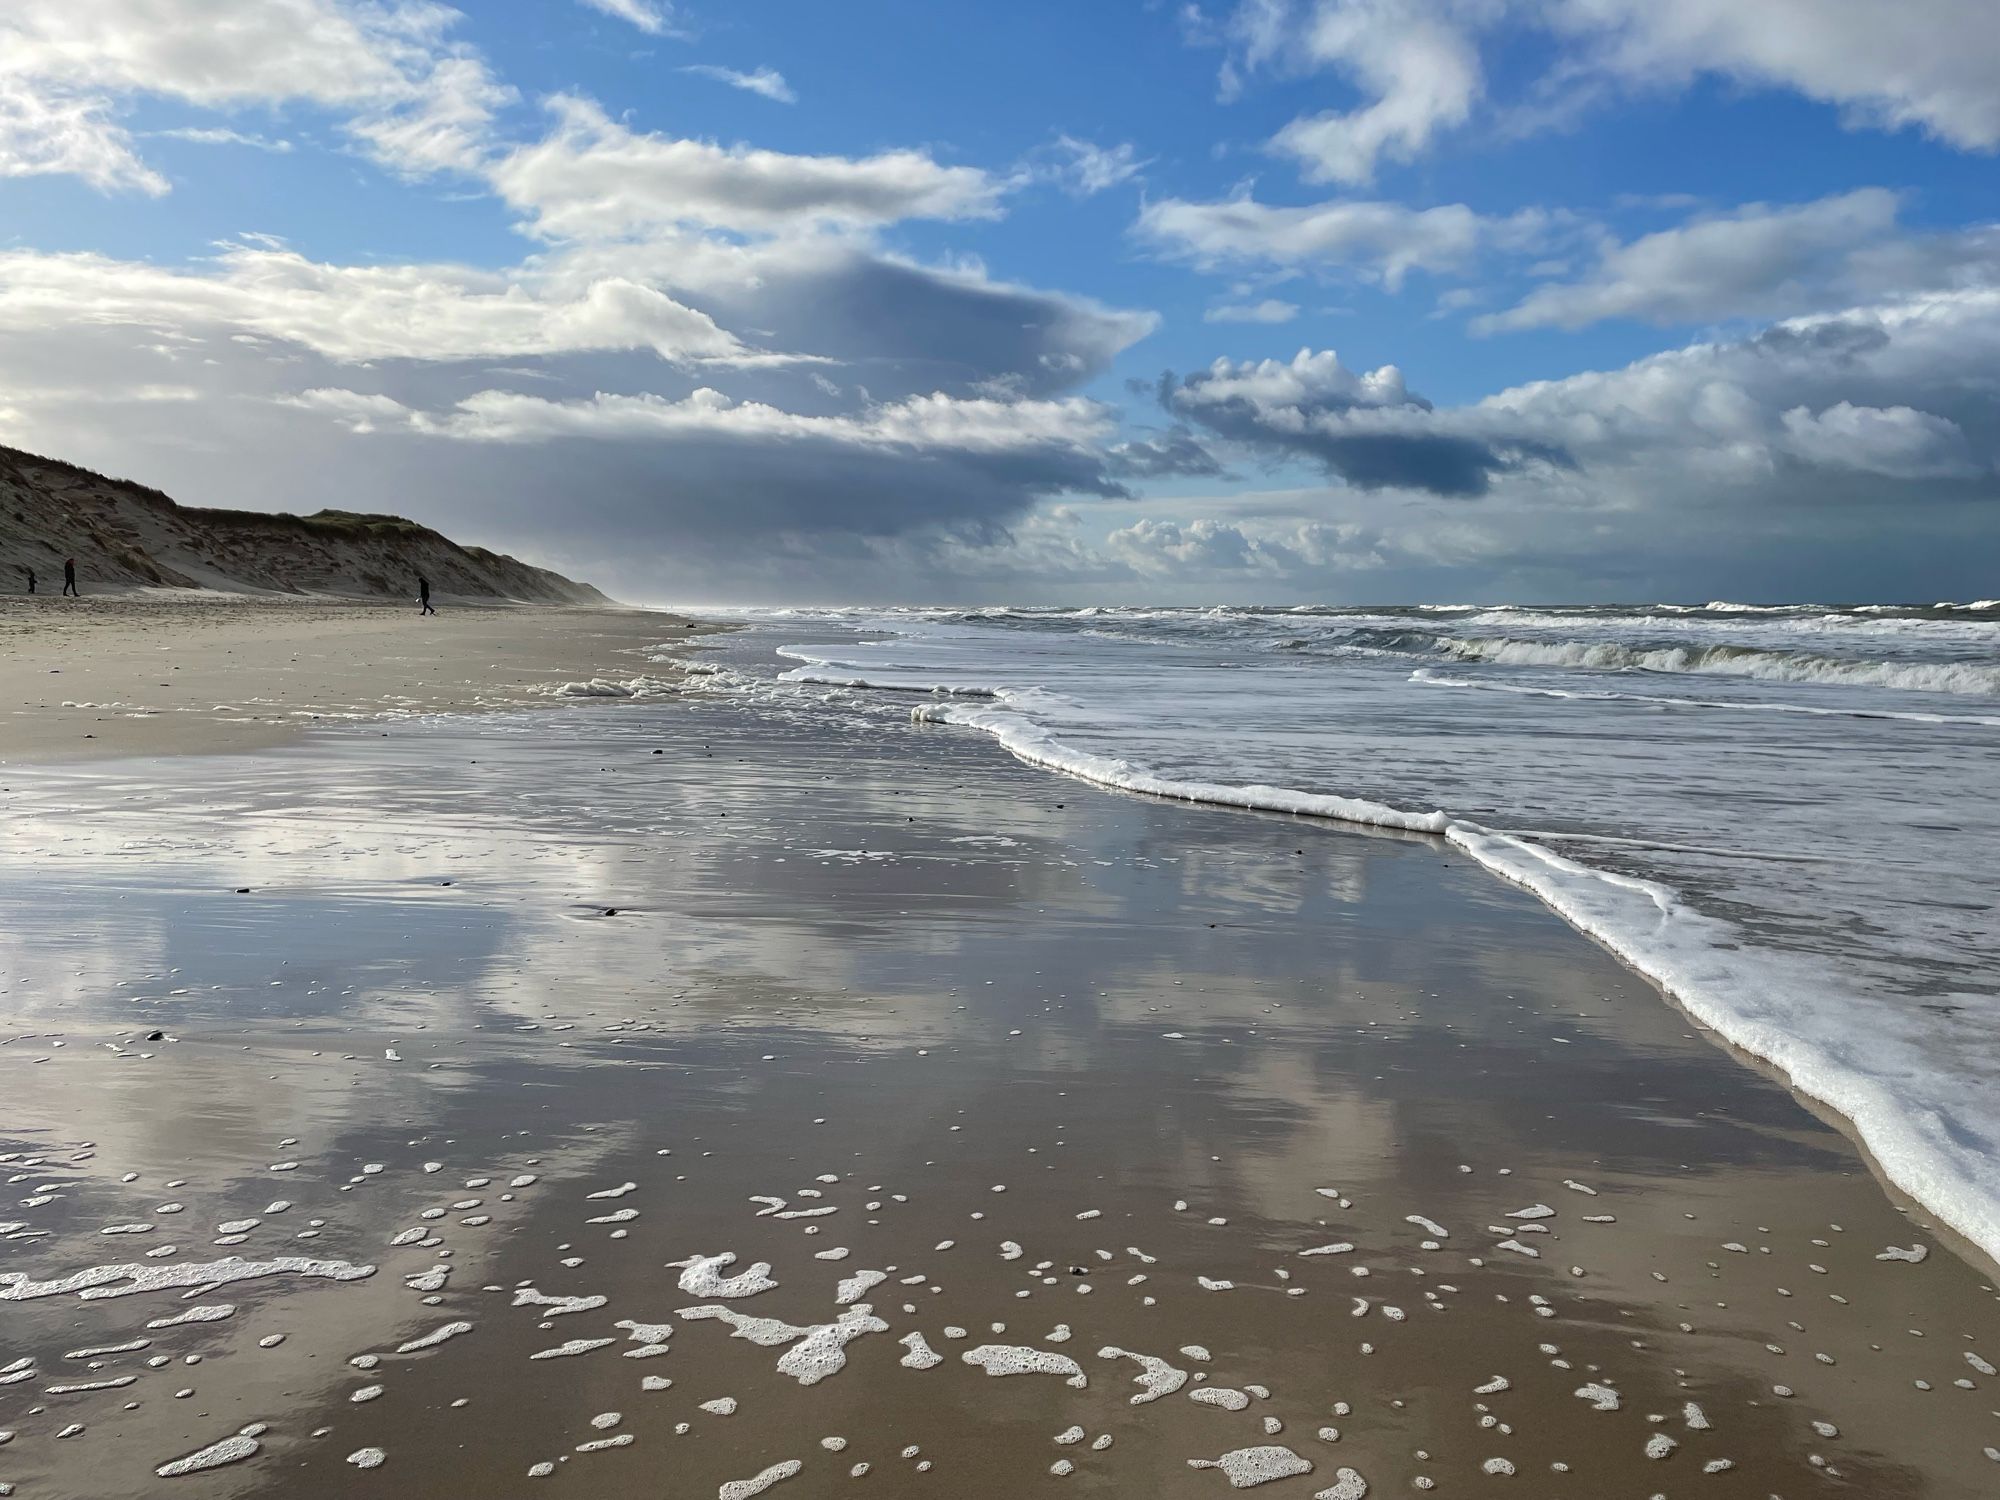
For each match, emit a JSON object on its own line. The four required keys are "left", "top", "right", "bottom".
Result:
{"left": 1, "top": 694, "right": 1996, "bottom": 1498}
{"left": 0, "top": 592, "right": 693, "bottom": 763}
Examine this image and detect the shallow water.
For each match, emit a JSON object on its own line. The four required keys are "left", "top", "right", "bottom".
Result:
{"left": 2, "top": 700, "right": 1997, "bottom": 1497}
{"left": 687, "top": 603, "right": 2000, "bottom": 1266}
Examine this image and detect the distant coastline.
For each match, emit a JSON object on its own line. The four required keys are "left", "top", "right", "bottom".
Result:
{"left": 0, "top": 444, "right": 605, "bottom": 604}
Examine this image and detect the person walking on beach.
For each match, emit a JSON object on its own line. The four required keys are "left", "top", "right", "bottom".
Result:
{"left": 24, "top": 567, "right": 34, "bottom": 594}
{"left": 417, "top": 573, "right": 435, "bottom": 615}
{"left": 62, "top": 557, "right": 78, "bottom": 597}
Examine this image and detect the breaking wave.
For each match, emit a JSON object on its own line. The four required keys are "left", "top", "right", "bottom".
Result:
{"left": 1436, "top": 635, "right": 2000, "bottom": 696}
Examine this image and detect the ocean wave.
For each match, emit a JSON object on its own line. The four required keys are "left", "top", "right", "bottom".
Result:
{"left": 907, "top": 699, "right": 1450, "bottom": 835}
{"left": 1409, "top": 669, "right": 2000, "bottom": 726}
{"left": 781, "top": 671, "right": 998, "bottom": 697}
{"left": 702, "top": 605, "right": 2000, "bottom": 1268}
{"left": 1437, "top": 635, "right": 2000, "bottom": 696}
{"left": 898, "top": 690, "right": 2000, "bottom": 1265}
{"left": 532, "top": 675, "right": 678, "bottom": 699}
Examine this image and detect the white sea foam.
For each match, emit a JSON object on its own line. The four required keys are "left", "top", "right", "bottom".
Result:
{"left": 899, "top": 1332, "right": 943, "bottom": 1369}
{"left": 1188, "top": 1445, "right": 1313, "bottom": 1487}
{"left": 707, "top": 604, "right": 2000, "bottom": 1265}
{"left": 961, "top": 1344, "right": 1087, "bottom": 1386}
{"left": 1411, "top": 668, "right": 2000, "bottom": 726}
{"left": 1, "top": 1256, "right": 373, "bottom": 1302}
{"left": 156, "top": 1426, "right": 264, "bottom": 1477}
{"left": 718, "top": 1460, "right": 801, "bottom": 1500}
{"left": 534, "top": 676, "right": 678, "bottom": 700}
{"left": 1097, "top": 1345, "right": 1188, "bottom": 1403}
{"left": 679, "top": 1304, "right": 886, "bottom": 1385}
{"left": 1438, "top": 635, "right": 2000, "bottom": 695}
{"left": 673, "top": 1253, "right": 777, "bottom": 1299}
{"left": 1191, "top": 1387, "right": 1250, "bottom": 1411}
{"left": 530, "top": 1338, "right": 613, "bottom": 1360}
{"left": 835, "top": 1269, "right": 887, "bottom": 1305}
{"left": 396, "top": 1321, "right": 472, "bottom": 1353}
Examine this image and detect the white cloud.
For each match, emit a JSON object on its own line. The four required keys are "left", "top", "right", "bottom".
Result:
{"left": 347, "top": 53, "right": 516, "bottom": 177}
{"left": 1136, "top": 192, "right": 1547, "bottom": 288}
{"left": 281, "top": 387, "right": 414, "bottom": 433}
{"left": 1267, "top": 3, "right": 1485, "bottom": 184}
{"left": 681, "top": 66, "right": 797, "bottom": 104}
{"left": 1047, "top": 136, "right": 1149, "bottom": 196}
{"left": 0, "top": 245, "right": 751, "bottom": 365}
{"left": 1473, "top": 289, "right": 2000, "bottom": 492}
{"left": 1106, "top": 515, "right": 1391, "bottom": 574}
{"left": 490, "top": 95, "right": 1003, "bottom": 239}
{"left": 350, "top": 386, "right": 1116, "bottom": 458}
{"left": 1212, "top": 1, "right": 2000, "bottom": 190}
{"left": 0, "top": 80, "right": 166, "bottom": 194}
{"left": 1778, "top": 401, "right": 1979, "bottom": 479}
{"left": 1178, "top": 346, "right": 1424, "bottom": 414}
{"left": 578, "top": 0, "right": 677, "bottom": 35}
{"left": 1205, "top": 299, "right": 1301, "bottom": 323}
{"left": 1158, "top": 287, "right": 2000, "bottom": 509}
{"left": 1479, "top": 190, "right": 2000, "bottom": 332}
{"left": 153, "top": 127, "right": 296, "bottom": 153}
{"left": 1479, "top": 189, "right": 1898, "bottom": 331}
{"left": 1549, "top": 0, "right": 2000, "bottom": 152}
{"left": 0, "top": 0, "right": 511, "bottom": 190}
{"left": 1164, "top": 345, "right": 1534, "bottom": 494}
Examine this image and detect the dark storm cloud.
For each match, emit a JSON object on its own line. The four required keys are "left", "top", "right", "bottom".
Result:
{"left": 1105, "top": 427, "right": 1226, "bottom": 479}
{"left": 1159, "top": 349, "right": 1563, "bottom": 497}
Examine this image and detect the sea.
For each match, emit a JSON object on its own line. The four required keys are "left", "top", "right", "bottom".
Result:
{"left": 680, "top": 600, "right": 2000, "bottom": 1261}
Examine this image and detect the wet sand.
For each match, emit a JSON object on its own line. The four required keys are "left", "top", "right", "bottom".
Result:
{"left": 0, "top": 594, "right": 692, "bottom": 764}
{"left": 2, "top": 699, "right": 1997, "bottom": 1498}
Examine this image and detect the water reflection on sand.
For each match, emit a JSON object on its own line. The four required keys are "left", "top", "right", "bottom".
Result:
{"left": 1, "top": 703, "right": 1995, "bottom": 1497}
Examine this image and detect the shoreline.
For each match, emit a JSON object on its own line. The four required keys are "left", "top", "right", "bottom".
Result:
{"left": 774, "top": 621, "right": 1999, "bottom": 1279}
{"left": 0, "top": 590, "right": 704, "bottom": 765}
{"left": 936, "top": 699, "right": 2000, "bottom": 1280}
{"left": 2, "top": 696, "right": 1996, "bottom": 1496}
{"left": 12, "top": 594, "right": 1993, "bottom": 1284}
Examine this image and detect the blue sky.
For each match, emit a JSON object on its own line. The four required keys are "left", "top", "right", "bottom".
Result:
{"left": 1, "top": 1, "right": 1996, "bottom": 603}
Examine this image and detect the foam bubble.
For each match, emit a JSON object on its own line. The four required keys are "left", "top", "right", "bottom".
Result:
{"left": 156, "top": 1427, "right": 263, "bottom": 1477}
{"left": 396, "top": 1321, "right": 472, "bottom": 1354}
{"left": 530, "top": 1339, "right": 614, "bottom": 1360}
{"left": 1188, "top": 1445, "right": 1313, "bottom": 1487}
{"left": 718, "top": 1459, "right": 802, "bottom": 1500}
{"left": 835, "top": 1270, "right": 887, "bottom": 1305}
{"left": 673, "top": 1253, "right": 777, "bottom": 1299}
{"left": 1, "top": 1256, "right": 374, "bottom": 1303}
{"left": 961, "top": 1344, "right": 1087, "bottom": 1387}
{"left": 1097, "top": 1346, "right": 1188, "bottom": 1404}
{"left": 1191, "top": 1388, "right": 1251, "bottom": 1412}
{"left": 899, "top": 1332, "right": 943, "bottom": 1369}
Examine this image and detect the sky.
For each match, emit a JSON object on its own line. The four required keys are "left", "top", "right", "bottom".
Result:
{"left": 1, "top": 1, "right": 1996, "bottom": 605}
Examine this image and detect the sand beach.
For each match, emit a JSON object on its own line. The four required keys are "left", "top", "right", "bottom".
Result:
{"left": 0, "top": 594, "right": 692, "bottom": 764}
{"left": 0, "top": 615, "right": 1995, "bottom": 1498}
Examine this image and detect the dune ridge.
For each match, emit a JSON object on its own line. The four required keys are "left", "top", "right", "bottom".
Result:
{"left": 0, "top": 444, "right": 604, "bottom": 603}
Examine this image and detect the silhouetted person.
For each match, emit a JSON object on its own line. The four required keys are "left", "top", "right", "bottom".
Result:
{"left": 62, "top": 557, "right": 78, "bottom": 597}
{"left": 417, "top": 574, "right": 435, "bottom": 615}
{"left": 24, "top": 567, "right": 34, "bottom": 594}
